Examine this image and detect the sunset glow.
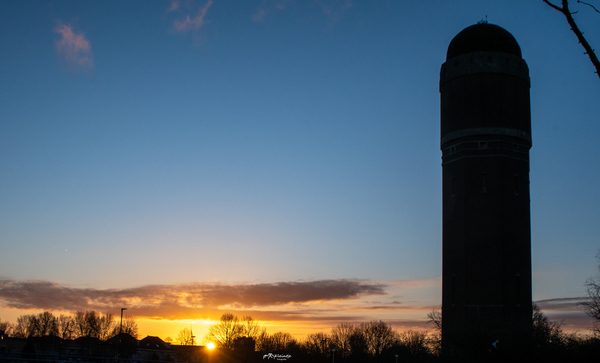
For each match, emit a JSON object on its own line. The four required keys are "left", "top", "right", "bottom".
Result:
{"left": 1, "top": 0, "right": 598, "bottom": 342}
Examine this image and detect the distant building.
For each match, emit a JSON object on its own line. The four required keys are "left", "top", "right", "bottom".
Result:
{"left": 138, "top": 335, "right": 177, "bottom": 361}
{"left": 440, "top": 22, "right": 533, "bottom": 354}
{"left": 0, "top": 334, "right": 189, "bottom": 363}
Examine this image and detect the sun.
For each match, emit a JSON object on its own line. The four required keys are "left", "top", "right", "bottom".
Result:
{"left": 206, "top": 342, "right": 215, "bottom": 350}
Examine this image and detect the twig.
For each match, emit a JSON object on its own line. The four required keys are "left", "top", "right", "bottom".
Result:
{"left": 578, "top": 0, "right": 600, "bottom": 13}
{"left": 543, "top": 0, "right": 600, "bottom": 80}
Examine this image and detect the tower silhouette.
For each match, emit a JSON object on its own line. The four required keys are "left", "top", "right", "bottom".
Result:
{"left": 440, "top": 23, "right": 532, "bottom": 352}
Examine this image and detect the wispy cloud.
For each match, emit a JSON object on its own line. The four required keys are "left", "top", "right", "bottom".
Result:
{"left": 252, "top": 8, "right": 267, "bottom": 23}
{"left": 171, "top": 0, "right": 213, "bottom": 33}
{"left": 0, "top": 279, "right": 385, "bottom": 321}
{"left": 535, "top": 297, "right": 587, "bottom": 311}
{"left": 252, "top": 0, "right": 291, "bottom": 23}
{"left": 167, "top": 0, "right": 180, "bottom": 12}
{"left": 316, "top": 0, "right": 353, "bottom": 19}
{"left": 534, "top": 297, "right": 595, "bottom": 332}
{"left": 253, "top": 0, "right": 352, "bottom": 24}
{"left": 54, "top": 22, "right": 94, "bottom": 72}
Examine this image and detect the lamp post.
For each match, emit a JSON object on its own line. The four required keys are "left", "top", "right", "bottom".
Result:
{"left": 117, "top": 308, "right": 127, "bottom": 363}
{"left": 395, "top": 354, "right": 398, "bottom": 363}
{"left": 120, "top": 308, "right": 127, "bottom": 334}
{"left": 331, "top": 348, "right": 335, "bottom": 363}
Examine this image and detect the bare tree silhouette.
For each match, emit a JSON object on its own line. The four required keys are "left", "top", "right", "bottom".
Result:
{"left": 330, "top": 323, "right": 355, "bottom": 359}
{"left": 239, "top": 315, "right": 261, "bottom": 339}
{"left": 361, "top": 320, "right": 397, "bottom": 356}
{"left": 582, "top": 251, "right": 600, "bottom": 333}
{"left": 176, "top": 327, "right": 195, "bottom": 345}
{"left": 204, "top": 313, "right": 242, "bottom": 349}
{"left": 543, "top": 0, "right": 600, "bottom": 80}
{"left": 0, "top": 318, "right": 12, "bottom": 336}
{"left": 12, "top": 312, "right": 59, "bottom": 338}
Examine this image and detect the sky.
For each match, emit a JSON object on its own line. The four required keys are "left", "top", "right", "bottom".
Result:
{"left": 1, "top": 0, "right": 599, "bottom": 341}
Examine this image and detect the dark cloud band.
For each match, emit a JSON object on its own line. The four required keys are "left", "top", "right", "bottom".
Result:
{"left": 0, "top": 279, "right": 386, "bottom": 317}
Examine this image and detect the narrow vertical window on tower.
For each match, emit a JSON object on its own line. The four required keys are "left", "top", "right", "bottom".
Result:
{"left": 481, "top": 173, "right": 487, "bottom": 193}
{"left": 515, "top": 274, "right": 521, "bottom": 306}
{"left": 451, "top": 275, "right": 456, "bottom": 306}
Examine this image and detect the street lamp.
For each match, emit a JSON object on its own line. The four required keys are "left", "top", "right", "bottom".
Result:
{"left": 117, "top": 308, "right": 127, "bottom": 363}
{"left": 120, "top": 308, "right": 127, "bottom": 334}
{"left": 395, "top": 354, "right": 399, "bottom": 363}
{"left": 331, "top": 348, "right": 336, "bottom": 363}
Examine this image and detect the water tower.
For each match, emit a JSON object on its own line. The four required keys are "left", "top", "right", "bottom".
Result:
{"left": 440, "top": 22, "right": 532, "bottom": 352}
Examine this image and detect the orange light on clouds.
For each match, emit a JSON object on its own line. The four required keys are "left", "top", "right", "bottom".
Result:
{"left": 0, "top": 277, "right": 453, "bottom": 341}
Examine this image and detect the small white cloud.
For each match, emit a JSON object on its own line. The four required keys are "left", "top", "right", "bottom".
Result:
{"left": 54, "top": 22, "right": 94, "bottom": 72}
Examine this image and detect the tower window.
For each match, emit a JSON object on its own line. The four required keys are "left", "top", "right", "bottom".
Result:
{"left": 481, "top": 174, "right": 487, "bottom": 193}
{"left": 451, "top": 275, "right": 456, "bottom": 306}
{"left": 515, "top": 274, "right": 521, "bottom": 306}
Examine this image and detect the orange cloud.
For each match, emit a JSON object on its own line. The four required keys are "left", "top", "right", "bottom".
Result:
{"left": 0, "top": 279, "right": 385, "bottom": 318}
{"left": 0, "top": 278, "right": 453, "bottom": 335}
{"left": 173, "top": 0, "right": 213, "bottom": 32}
{"left": 54, "top": 23, "right": 94, "bottom": 72}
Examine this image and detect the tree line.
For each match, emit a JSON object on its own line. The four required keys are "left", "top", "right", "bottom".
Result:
{"left": 0, "top": 310, "right": 138, "bottom": 340}
{"left": 2, "top": 308, "right": 600, "bottom": 362}
{"left": 1, "top": 312, "right": 436, "bottom": 361}
{"left": 172, "top": 313, "right": 437, "bottom": 362}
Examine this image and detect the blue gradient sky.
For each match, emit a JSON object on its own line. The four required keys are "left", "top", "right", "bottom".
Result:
{"left": 1, "top": 0, "right": 599, "bottom": 338}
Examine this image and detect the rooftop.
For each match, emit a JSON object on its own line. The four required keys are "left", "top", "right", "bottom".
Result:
{"left": 446, "top": 23, "right": 522, "bottom": 60}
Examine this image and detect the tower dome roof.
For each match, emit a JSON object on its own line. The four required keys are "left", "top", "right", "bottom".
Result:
{"left": 446, "top": 23, "right": 522, "bottom": 60}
